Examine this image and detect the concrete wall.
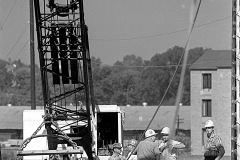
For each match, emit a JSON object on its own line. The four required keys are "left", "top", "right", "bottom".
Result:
{"left": 190, "top": 69, "right": 231, "bottom": 156}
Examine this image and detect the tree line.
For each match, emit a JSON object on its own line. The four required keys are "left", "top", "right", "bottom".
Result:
{"left": 0, "top": 46, "right": 208, "bottom": 106}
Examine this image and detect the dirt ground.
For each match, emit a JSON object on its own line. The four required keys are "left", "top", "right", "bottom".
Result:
{"left": 178, "top": 155, "right": 230, "bottom": 160}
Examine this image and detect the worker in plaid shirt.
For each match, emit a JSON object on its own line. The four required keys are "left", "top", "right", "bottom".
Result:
{"left": 203, "top": 120, "right": 225, "bottom": 160}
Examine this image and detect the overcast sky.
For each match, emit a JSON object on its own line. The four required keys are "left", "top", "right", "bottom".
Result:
{"left": 0, "top": 0, "right": 232, "bottom": 65}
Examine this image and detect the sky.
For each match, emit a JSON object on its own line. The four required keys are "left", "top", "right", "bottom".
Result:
{"left": 0, "top": 0, "right": 232, "bottom": 65}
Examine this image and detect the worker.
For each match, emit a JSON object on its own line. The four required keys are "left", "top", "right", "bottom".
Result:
{"left": 108, "top": 143, "right": 126, "bottom": 160}
{"left": 203, "top": 120, "right": 225, "bottom": 160}
{"left": 158, "top": 127, "right": 185, "bottom": 160}
{"left": 133, "top": 129, "right": 161, "bottom": 160}
{"left": 126, "top": 139, "right": 137, "bottom": 160}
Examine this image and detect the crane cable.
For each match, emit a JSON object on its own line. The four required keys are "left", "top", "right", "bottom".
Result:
{"left": 126, "top": 0, "right": 202, "bottom": 159}
{"left": 170, "top": 0, "right": 202, "bottom": 138}
{"left": 0, "top": 0, "right": 18, "bottom": 30}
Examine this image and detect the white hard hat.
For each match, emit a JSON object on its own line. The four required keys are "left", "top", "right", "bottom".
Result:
{"left": 161, "top": 127, "right": 171, "bottom": 135}
{"left": 145, "top": 129, "right": 157, "bottom": 138}
{"left": 205, "top": 120, "right": 214, "bottom": 128}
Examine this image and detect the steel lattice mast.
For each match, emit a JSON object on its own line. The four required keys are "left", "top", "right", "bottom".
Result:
{"left": 232, "top": 0, "right": 239, "bottom": 159}
{"left": 18, "top": 0, "right": 96, "bottom": 159}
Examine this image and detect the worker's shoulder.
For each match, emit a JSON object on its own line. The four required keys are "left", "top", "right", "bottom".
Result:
{"left": 138, "top": 139, "right": 159, "bottom": 146}
{"left": 212, "top": 133, "right": 222, "bottom": 140}
{"left": 155, "top": 140, "right": 163, "bottom": 143}
{"left": 154, "top": 140, "right": 163, "bottom": 145}
{"left": 169, "top": 139, "right": 181, "bottom": 144}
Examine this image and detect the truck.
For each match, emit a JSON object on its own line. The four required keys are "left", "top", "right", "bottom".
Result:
{"left": 21, "top": 105, "right": 124, "bottom": 160}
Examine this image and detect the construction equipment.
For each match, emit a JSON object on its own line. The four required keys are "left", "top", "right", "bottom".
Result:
{"left": 232, "top": 0, "right": 240, "bottom": 159}
{"left": 17, "top": 0, "right": 124, "bottom": 159}
{"left": 20, "top": 105, "right": 123, "bottom": 160}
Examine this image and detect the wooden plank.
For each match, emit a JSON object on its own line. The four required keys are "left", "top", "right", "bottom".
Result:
{"left": 17, "top": 149, "right": 83, "bottom": 156}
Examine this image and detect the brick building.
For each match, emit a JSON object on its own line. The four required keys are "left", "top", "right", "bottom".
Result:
{"left": 190, "top": 50, "right": 232, "bottom": 156}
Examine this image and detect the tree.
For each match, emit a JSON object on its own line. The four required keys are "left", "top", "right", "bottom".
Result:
{"left": 0, "top": 46, "right": 208, "bottom": 106}
{"left": 122, "top": 54, "right": 143, "bottom": 67}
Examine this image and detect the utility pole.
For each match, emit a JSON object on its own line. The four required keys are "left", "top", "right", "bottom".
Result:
{"left": 30, "top": 0, "right": 36, "bottom": 109}
{"left": 176, "top": 115, "right": 184, "bottom": 135}
{"left": 0, "top": 143, "right": 2, "bottom": 160}
{"left": 126, "top": 88, "right": 129, "bottom": 105}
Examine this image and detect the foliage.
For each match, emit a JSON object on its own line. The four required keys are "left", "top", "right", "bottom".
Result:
{"left": 0, "top": 46, "right": 206, "bottom": 106}
{"left": 174, "top": 132, "right": 191, "bottom": 154}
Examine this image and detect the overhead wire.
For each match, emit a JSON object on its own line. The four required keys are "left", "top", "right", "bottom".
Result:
{"left": 0, "top": 0, "right": 18, "bottom": 30}
{"left": 13, "top": 39, "right": 30, "bottom": 60}
{"left": 91, "top": 57, "right": 231, "bottom": 69}
{"left": 1, "top": 15, "right": 230, "bottom": 63}
{"left": 4, "top": 23, "right": 29, "bottom": 60}
{"left": 89, "top": 16, "right": 230, "bottom": 41}
{"left": 0, "top": 1, "right": 230, "bottom": 68}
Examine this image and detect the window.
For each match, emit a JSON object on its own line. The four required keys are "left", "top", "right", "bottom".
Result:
{"left": 202, "top": 99, "right": 212, "bottom": 117}
{"left": 202, "top": 128, "right": 207, "bottom": 146}
{"left": 203, "top": 74, "right": 211, "bottom": 89}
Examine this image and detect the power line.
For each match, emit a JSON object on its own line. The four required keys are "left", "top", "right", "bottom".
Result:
{"left": 0, "top": 0, "right": 18, "bottom": 31}
{"left": 89, "top": 16, "right": 231, "bottom": 41}
{"left": 12, "top": 45, "right": 228, "bottom": 69}
{"left": 4, "top": 23, "right": 29, "bottom": 60}
{"left": 13, "top": 39, "right": 30, "bottom": 60}
{"left": 91, "top": 57, "right": 231, "bottom": 69}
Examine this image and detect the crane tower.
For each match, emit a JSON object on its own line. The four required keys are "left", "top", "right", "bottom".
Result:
{"left": 18, "top": 0, "right": 96, "bottom": 159}
{"left": 233, "top": 0, "right": 240, "bottom": 159}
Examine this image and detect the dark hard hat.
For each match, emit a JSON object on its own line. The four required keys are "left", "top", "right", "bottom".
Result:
{"left": 113, "top": 143, "right": 122, "bottom": 149}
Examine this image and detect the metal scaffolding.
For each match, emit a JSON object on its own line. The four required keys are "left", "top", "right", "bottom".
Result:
{"left": 18, "top": 0, "right": 95, "bottom": 159}
{"left": 232, "top": 0, "right": 239, "bottom": 159}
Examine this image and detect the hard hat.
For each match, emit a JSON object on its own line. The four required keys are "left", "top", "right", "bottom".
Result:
{"left": 161, "top": 127, "right": 171, "bottom": 135}
{"left": 205, "top": 120, "right": 214, "bottom": 128}
{"left": 112, "top": 143, "right": 122, "bottom": 149}
{"left": 145, "top": 129, "right": 157, "bottom": 138}
{"left": 129, "top": 139, "right": 137, "bottom": 146}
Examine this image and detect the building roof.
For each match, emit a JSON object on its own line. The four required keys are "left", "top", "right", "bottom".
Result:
{"left": 190, "top": 50, "right": 231, "bottom": 70}
{"left": 0, "top": 105, "right": 190, "bottom": 131}
{"left": 0, "top": 106, "right": 30, "bottom": 129}
{"left": 120, "top": 105, "right": 190, "bottom": 130}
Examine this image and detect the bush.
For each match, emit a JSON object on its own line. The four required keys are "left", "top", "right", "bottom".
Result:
{"left": 173, "top": 132, "right": 191, "bottom": 155}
